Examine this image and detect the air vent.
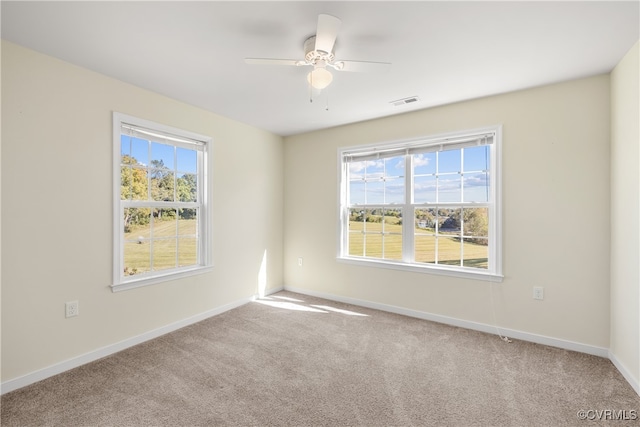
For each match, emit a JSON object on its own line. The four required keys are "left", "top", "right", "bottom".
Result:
{"left": 390, "top": 96, "right": 420, "bottom": 107}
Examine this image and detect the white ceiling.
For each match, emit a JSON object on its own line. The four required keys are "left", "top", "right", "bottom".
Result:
{"left": 2, "top": 1, "right": 638, "bottom": 136}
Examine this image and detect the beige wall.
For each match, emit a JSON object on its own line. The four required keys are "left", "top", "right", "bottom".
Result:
{"left": 284, "top": 75, "right": 611, "bottom": 348}
{"left": 3, "top": 38, "right": 636, "bottom": 392}
{"left": 1, "top": 41, "right": 284, "bottom": 382}
{"left": 610, "top": 41, "right": 640, "bottom": 387}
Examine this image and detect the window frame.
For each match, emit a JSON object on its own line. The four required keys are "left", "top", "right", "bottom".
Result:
{"left": 337, "top": 125, "right": 503, "bottom": 282}
{"left": 112, "top": 112, "right": 213, "bottom": 292}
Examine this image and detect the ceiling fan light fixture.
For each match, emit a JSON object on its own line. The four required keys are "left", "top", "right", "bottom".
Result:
{"left": 307, "top": 67, "right": 333, "bottom": 89}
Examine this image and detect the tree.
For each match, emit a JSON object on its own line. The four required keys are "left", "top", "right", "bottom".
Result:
{"left": 149, "top": 159, "right": 175, "bottom": 202}
{"left": 463, "top": 208, "right": 488, "bottom": 245}
{"left": 177, "top": 173, "right": 197, "bottom": 202}
{"left": 121, "top": 155, "right": 150, "bottom": 232}
{"left": 121, "top": 155, "right": 148, "bottom": 200}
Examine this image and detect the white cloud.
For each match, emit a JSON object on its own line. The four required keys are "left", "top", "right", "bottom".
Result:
{"left": 413, "top": 154, "right": 430, "bottom": 168}
{"left": 349, "top": 160, "right": 384, "bottom": 174}
{"left": 463, "top": 173, "right": 489, "bottom": 187}
{"left": 414, "top": 182, "right": 436, "bottom": 192}
{"left": 394, "top": 159, "right": 405, "bottom": 169}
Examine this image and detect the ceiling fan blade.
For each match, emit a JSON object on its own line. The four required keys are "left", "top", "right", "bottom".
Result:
{"left": 333, "top": 60, "right": 392, "bottom": 73}
{"left": 244, "top": 58, "right": 306, "bottom": 66}
{"left": 314, "top": 14, "right": 341, "bottom": 53}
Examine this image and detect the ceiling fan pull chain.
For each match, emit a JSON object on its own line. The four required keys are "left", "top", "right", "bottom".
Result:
{"left": 309, "top": 72, "right": 313, "bottom": 103}
{"left": 325, "top": 90, "right": 329, "bottom": 111}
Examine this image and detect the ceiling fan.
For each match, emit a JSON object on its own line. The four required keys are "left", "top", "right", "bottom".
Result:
{"left": 245, "top": 14, "right": 391, "bottom": 91}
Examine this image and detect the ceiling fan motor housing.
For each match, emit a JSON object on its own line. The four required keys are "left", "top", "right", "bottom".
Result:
{"left": 304, "top": 36, "right": 335, "bottom": 66}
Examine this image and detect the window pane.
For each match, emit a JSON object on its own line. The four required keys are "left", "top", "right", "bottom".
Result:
{"left": 151, "top": 142, "right": 175, "bottom": 169}
{"left": 121, "top": 136, "right": 149, "bottom": 165}
{"left": 383, "top": 234, "right": 403, "bottom": 260}
{"left": 349, "top": 180, "right": 365, "bottom": 205}
{"left": 363, "top": 209, "right": 383, "bottom": 232}
{"left": 349, "top": 208, "right": 365, "bottom": 224}
{"left": 154, "top": 208, "right": 177, "bottom": 233}
{"left": 462, "top": 238, "right": 488, "bottom": 269}
{"left": 414, "top": 176, "right": 436, "bottom": 203}
{"left": 438, "top": 175, "right": 461, "bottom": 202}
{"left": 121, "top": 164, "right": 148, "bottom": 201}
{"left": 384, "top": 157, "right": 404, "bottom": 204}
{"left": 124, "top": 241, "right": 151, "bottom": 276}
{"left": 124, "top": 208, "right": 151, "bottom": 236}
{"left": 349, "top": 231, "right": 364, "bottom": 257}
{"left": 385, "top": 156, "right": 405, "bottom": 178}
{"left": 415, "top": 208, "right": 436, "bottom": 264}
{"left": 365, "top": 233, "right": 383, "bottom": 258}
{"left": 348, "top": 208, "right": 365, "bottom": 256}
{"left": 349, "top": 161, "right": 367, "bottom": 179}
{"left": 383, "top": 208, "right": 403, "bottom": 227}
{"left": 151, "top": 169, "right": 175, "bottom": 201}
{"left": 462, "top": 208, "right": 488, "bottom": 237}
{"left": 176, "top": 147, "right": 197, "bottom": 173}
{"left": 383, "top": 208, "right": 403, "bottom": 260}
{"left": 437, "top": 208, "right": 461, "bottom": 236}
{"left": 415, "top": 235, "right": 436, "bottom": 264}
{"left": 385, "top": 177, "right": 404, "bottom": 204}
{"left": 120, "top": 167, "right": 132, "bottom": 200}
{"left": 177, "top": 173, "right": 197, "bottom": 202}
{"left": 413, "top": 152, "right": 436, "bottom": 175}
{"left": 178, "top": 209, "right": 198, "bottom": 235}
{"left": 178, "top": 237, "right": 198, "bottom": 267}
{"left": 365, "top": 180, "right": 384, "bottom": 204}
{"left": 463, "top": 172, "right": 489, "bottom": 203}
{"left": 365, "top": 159, "right": 384, "bottom": 178}
{"left": 152, "top": 208, "right": 177, "bottom": 271}
{"left": 415, "top": 208, "right": 437, "bottom": 231}
{"left": 132, "top": 137, "right": 149, "bottom": 165}
{"left": 437, "top": 236, "right": 461, "bottom": 266}
{"left": 123, "top": 207, "right": 152, "bottom": 276}
{"left": 153, "top": 238, "right": 177, "bottom": 271}
{"left": 120, "top": 136, "right": 131, "bottom": 157}
{"left": 463, "top": 146, "right": 489, "bottom": 172}
{"left": 438, "top": 149, "right": 461, "bottom": 173}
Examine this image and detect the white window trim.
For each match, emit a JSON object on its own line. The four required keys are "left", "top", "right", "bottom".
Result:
{"left": 337, "top": 125, "right": 503, "bottom": 282}
{"left": 112, "top": 112, "right": 213, "bottom": 292}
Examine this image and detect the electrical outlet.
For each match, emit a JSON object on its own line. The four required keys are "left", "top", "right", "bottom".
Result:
{"left": 65, "top": 301, "right": 79, "bottom": 318}
{"left": 533, "top": 287, "right": 544, "bottom": 300}
{"left": 298, "top": 257, "right": 303, "bottom": 267}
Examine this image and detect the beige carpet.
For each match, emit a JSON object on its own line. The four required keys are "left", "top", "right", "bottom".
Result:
{"left": 2, "top": 291, "right": 638, "bottom": 426}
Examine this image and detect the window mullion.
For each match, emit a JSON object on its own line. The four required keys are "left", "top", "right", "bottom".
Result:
{"left": 403, "top": 153, "right": 413, "bottom": 263}
{"left": 460, "top": 148, "right": 465, "bottom": 203}
{"left": 460, "top": 207, "right": 464, "bottom": 267}
{"left": 175, "top": 209, "right": 180, "bottom": 269}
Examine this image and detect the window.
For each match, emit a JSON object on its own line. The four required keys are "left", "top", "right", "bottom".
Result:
{"left": 113, "top": 113, "right": 212, "bottom": 291}
{"left": 339, "top": 126, "right": 502, "bottom": 281}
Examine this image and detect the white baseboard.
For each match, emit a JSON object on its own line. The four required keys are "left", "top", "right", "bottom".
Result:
{"left": 284, "top": 285, "right": 610, "bottom": 359}
{"left": 609, "top": 350, "right": 640, "bottom": 396}
{"left": 1, "top": 286, "right": 284, "bottom": 395}
{"left": 4, "top": 285, "right": 635, "bottom": 398}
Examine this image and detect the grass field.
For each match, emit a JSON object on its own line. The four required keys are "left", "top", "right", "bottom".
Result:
{"left": 124, "top": 216, "right": 487, "bottom": 275}
{"left": 348, "top": 220, "right": 488, "bottom": 269}
{"left": 123, "top": 219, "right": 197, "bottom": 275}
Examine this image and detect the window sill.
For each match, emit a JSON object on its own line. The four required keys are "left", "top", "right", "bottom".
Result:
{"left": 112, "top": 265, "right": 214, "bottom": 292}
{"left": 337, "top": 256, "right": 503, "bottom": 282}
